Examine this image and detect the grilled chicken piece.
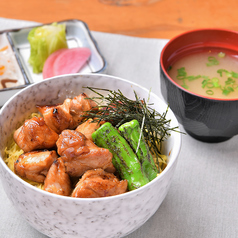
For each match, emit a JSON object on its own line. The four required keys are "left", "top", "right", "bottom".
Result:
{"left": 37, "top": 93, "right": 97, "bottom": 134}
{"left": 44, "top": 157, "right": 71, "bottom": 196}
{"left": 14, "top": 150, "right": 58, "bottom": 183}
{"left": 13, "top": 117, "right": 59, "bottom": 153}
{"left": 76, "top": 119, "right": 102, "bottom": 141}
{"left": 56, "top": 130, "right": 115, "bottom": 177}
{"left": 37, "top": 99, "right": 73, "bottom": 134}
{"left": 69, "top": 93, "right": 97, "bottom": 124}
{"left": 71, "top": 169, "right": 128, "bottom": 198}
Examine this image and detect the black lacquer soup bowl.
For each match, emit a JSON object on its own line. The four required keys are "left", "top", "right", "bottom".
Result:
{"left": 160, "top": 28, "right": 238, "bottom": 142}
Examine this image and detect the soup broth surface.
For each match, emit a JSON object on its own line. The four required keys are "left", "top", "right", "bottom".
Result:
{"left": 168, "top": 48, "right": 238, "bottom": 99}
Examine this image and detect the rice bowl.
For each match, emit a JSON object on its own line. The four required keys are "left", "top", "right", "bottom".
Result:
{"left": 0, "top": 73, "right": 181, "bottom": 238}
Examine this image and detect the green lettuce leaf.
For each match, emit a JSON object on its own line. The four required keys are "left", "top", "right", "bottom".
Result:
{"left": 28, "top": 22, "right": 68, "bottom": 73}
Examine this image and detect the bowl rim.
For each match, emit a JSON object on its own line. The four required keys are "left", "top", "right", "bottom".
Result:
{"left": 160, "top": 28, "right": 238, "bottom": 102}
{"left": 0, "top": 73, "right": 182, "bottom": 202}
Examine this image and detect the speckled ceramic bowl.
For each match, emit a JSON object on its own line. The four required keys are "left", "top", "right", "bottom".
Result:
{"left": 0, "top": 74, "right": 181, "bottom": 238}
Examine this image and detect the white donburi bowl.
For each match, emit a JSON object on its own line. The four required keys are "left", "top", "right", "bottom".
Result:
{"left": 0, "top": 73, "right": 181, "bottom": 238}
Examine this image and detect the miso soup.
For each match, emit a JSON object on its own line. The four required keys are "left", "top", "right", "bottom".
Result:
{"left": 168, "top": 48, "right": 238, "bottom": 99}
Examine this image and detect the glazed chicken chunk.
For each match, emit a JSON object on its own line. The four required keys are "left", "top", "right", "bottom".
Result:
{"left": 71, "top": 169, "right": 128, "bottom": 198}
{"left": 14, "top": 150, "right": 58, "bottom": 183}
{"left": 76, "top": 119, "right": 103, "bottom": 141}
{"left": 14, "top": 117, "right": 59, "bottom": 153}
{"left": 69, "top": 93, "right": 97, "bottom": 125}
{"left": 44, "top": 157, "right": 71, "bottom": 196}
{"left": 56, "top": 130, "right": 115, "bottom": 177}
{"left": 37, "top": 93, "right": 97, "bottom": 134}
{"left": 37, "top": 100, "right": 73, "bottom": 134}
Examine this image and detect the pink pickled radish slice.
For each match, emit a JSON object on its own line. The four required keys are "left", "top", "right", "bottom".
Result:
{"left": 53, "top": 47, "right": 91, "bottom": 76}
{"left": 43, "top": 48, "right": 68, "bottom": 79}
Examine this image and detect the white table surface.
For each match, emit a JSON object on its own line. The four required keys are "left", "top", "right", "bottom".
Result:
{"left": 0, "top": 17, "right": 237, "bottom": 238}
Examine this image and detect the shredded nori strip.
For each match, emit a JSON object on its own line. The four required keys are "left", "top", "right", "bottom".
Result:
{"left": 82, "top": 87, "right": 179, "bottom": 159}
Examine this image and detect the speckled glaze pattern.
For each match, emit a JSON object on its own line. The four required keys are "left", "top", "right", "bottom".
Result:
{"left": 0, "top": 74, "right": 181, "bottom": 238}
